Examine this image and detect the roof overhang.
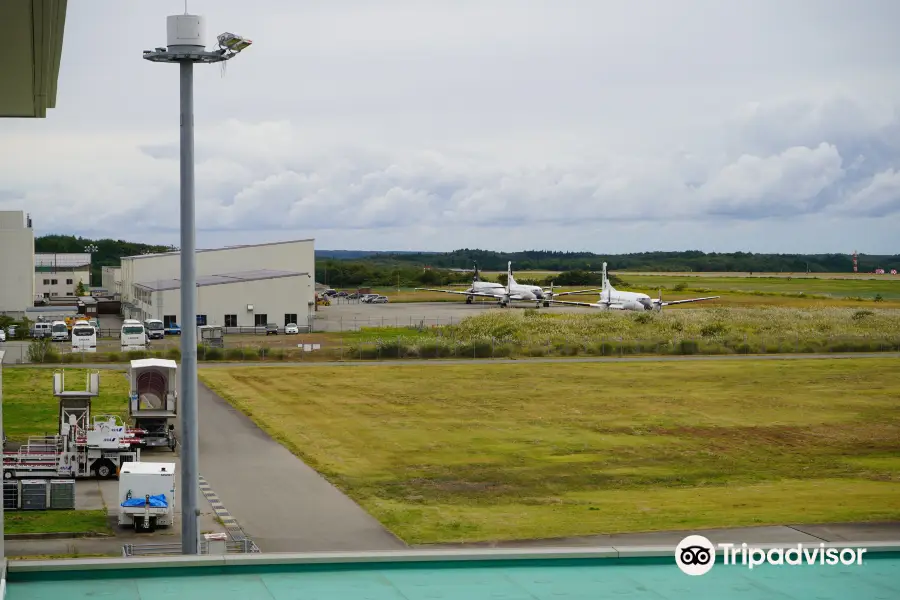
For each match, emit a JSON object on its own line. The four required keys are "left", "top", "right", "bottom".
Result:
{"left": 0, "top": 0, "right": 68, "bottom": 118}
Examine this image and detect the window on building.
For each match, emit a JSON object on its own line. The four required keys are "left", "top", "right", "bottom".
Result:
{"left": 43, "top": 279, "right": 50, "bottom": 285}
{"left": 224, "top": 314, "right": 237, "bottom": 327}
{"left": 66, "top": 292, "right": 73, "bottom": 296}
{"left": 51, "top": 279, "right": 58, "bottom": 285}
{"left": 284, "top": 313, "right": 297, "bottom": 326}
{"left": 66, "top": 279, "right": 73, "bottom": 285}
{"left": 163, "top": 315, "right": 177, "bottom": 328}
{"left": 197, "top": 315, "right": 208, "bottom": 326}
{"left": 254, "top": 314, "right": 268, "bottom": 327}
{"left": 43, "top": 292, "right": 50, "bottom": 298}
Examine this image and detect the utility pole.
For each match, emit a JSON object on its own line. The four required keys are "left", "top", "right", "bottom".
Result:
{"left": 143, "top": 13, "right": 251, "bottom": 555}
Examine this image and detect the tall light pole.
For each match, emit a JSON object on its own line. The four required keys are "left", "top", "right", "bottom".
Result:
{"left": 143, "top": 14, "right": 251, "bottom": 556}
{"left": 84, "top": 243, "right": 98, "bottom": 288}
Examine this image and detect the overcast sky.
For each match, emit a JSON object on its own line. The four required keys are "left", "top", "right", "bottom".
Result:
{"left": 2, "top": 0, "right": 900, "bottom": 253}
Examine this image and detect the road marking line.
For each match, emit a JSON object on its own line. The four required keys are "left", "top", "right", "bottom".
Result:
{"left": 197, "top": 474, "right": 253, "bottom": 546}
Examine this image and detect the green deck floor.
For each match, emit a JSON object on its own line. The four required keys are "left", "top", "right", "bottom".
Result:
{"left": 7, "top": 555, "right": 900, "bottom": 599}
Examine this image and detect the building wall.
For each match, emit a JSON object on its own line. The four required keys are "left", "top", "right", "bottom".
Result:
{"left": 119, "top": 239, "right": 315, "bottom": 305}
{"left": 0, "top": 210, "right": 34, "bottom": 314}
{"left": 101, "top": 266, "right": 121, "bottom": 294}
{"left": 131, "top": 275, "right": 314, "bottom": 329}
{"left": 34, "top": 268, "right": 90, "bottom": 298}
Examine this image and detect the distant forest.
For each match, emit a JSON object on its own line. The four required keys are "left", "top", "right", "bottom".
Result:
{"left": 34, "top": 234, "right": 898, "bottom": 289}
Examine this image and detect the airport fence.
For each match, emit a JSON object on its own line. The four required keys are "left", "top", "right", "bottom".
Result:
{"left": 5, "top": 333, "right": 900, "bottom": 365}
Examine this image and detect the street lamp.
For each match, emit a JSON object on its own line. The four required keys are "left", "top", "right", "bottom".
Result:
{"left": 143, "top": 13, "right": 251, "bottom": 556}
{"left": 84, "top": 244, "right": 98, "bottom": 288}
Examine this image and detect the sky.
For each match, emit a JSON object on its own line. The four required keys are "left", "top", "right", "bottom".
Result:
{"left": 2, "top": 0, "right": 900, "bottom": 254}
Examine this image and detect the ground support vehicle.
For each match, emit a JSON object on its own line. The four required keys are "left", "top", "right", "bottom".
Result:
{"left": 3, "top": 370, "right": 142, "bottom": 481}
{"left": 118, "top": 462, "right": 176, "bottom": 532}
{"left": 128, "top": 359, "right": 178, "bottom": 451}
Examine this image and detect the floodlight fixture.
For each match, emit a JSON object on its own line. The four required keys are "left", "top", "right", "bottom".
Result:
{"left": 142, "top": 12, "right": 252, "bottom": 557}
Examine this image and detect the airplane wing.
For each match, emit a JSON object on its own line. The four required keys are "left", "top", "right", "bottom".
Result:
{"left": 544, "top": 298, "right": 631, "bottom": 310}
{"left": 657, "top": 296, "right": 720, "bottom": 306}
{"left": 414, "top": 288, "right": 501, "bottom": 298}
{"left": 551, "top": 288, "right": 602, "bottom": 297}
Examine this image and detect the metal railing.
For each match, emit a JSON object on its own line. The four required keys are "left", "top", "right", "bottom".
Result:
{"left": 122, "top": 538, "right": 260, "bottom": 557}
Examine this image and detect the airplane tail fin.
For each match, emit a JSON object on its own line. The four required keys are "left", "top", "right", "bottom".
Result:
{"left": 507, "top": 261, "right": 515, "bottom": 287}
{"left": 473, "top": 262, "right": 481, "bottom": 282}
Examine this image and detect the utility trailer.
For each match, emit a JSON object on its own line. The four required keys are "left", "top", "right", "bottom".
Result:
{"left": 2, "top": 370, "right": 142, "bottom": 480}
{"left": 118, "top": 462, "right": 176, "bottom": 532}
{"left": 128, "top": 359, "right": 178, "bottom": 451}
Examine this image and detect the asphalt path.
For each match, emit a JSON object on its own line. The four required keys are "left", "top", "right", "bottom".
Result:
{"left": 191, "top": 382, "right": 405, "bottom": 552}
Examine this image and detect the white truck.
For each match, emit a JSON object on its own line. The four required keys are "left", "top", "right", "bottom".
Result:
{"left": 118, "top": 462, "right": 176, "bottom": 532}
{"left": 3, "top": 370, "right": 142, "bottom": 481}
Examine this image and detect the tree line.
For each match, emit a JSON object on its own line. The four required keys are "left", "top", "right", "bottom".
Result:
{"left": 35, "top": 235, "right": 174, "bottom": 286}
{"left": 322, "top": 249, "right": 900, "bottom": 273}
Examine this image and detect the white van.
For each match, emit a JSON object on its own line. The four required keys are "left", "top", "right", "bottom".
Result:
{"left": 143, "top": 319, "right": 165, "bottom": 340}
{"left": 71, "top": 320, "right": 97, "bottom": 353}
{"left": 31, "top": 322, "right": 52, "bottom": 339}
{"left": 121, "top": 319, "right": 147, "bottom": 350}
{"left": 50, "top": 320, "right": 70, "bottom": 342}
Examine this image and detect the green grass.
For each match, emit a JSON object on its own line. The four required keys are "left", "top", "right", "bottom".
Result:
{"left": 339, "top": 307, "right": 900, "bottom": 360}
{"left": 1, "top": 368, "right": 129, "bottom": 440}
{"left": 618, "top": 274, "right": 900, "bottom": 300}
{"left": 4, "top": 510, "right": 111, "bottom": 535}
{"left": 200, "top": 359, "right": 900, "bottom": 544}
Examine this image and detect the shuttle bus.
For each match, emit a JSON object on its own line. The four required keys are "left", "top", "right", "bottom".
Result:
{"left": 121, "top": 319, "right": 147, "bottom": 351}
{"left": 50, "top": 320, "right": 70, "bottom": 342}
{"left": 71, "top": 320, "right": 97, "bottom": 353}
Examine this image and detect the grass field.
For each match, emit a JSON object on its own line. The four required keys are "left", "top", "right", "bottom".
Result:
{"left": 2, "top": 368, "right": 129, "bottom": 440}
{"left": 200, "top": 359, "right": 900, "bottom": 544}
{"left": 4, "top": 510, "right": 111, "bottom": 535}
{"left": 616, "top": 274, "right": 900, "bottom": 300}
{"left": 356, "top": 275, "right": 900, "bottom": 306}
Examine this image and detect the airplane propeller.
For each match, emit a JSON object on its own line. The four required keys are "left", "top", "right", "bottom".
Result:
{"left": 655, "top": 288, "right": 663, "bottom": 311}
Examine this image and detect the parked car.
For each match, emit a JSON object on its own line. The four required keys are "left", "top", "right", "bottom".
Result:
{"left": 165, "top": 323, "right": 182, "bottom": 336}
{"left": 0, "top": 329, "right": 6, "bottom": 342}
{"left": 361, "top": 294, "right": 379, "bottom": 303}
{"left": 265, "top": 323, "right": 279, "bottom": 335}
{"left": 336, "top": 291, "right": 348, "bottom": 297}
{"left": 284, "top": 323, "right": 300, "bottom": 334}
{"left": 370, "top": 296, "right": 389, "bottom": 304}
{"left": 7, "top": 325, "right": 17, "bottom": 338}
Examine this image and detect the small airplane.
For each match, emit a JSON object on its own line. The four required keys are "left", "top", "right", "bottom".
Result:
{"left": 544, "top": 262, "right": 720, "bottom": 311}
{"left": 416, "top": 262, "right": 601, "bottom": 308}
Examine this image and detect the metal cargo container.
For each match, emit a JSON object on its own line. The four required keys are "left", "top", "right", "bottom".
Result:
{"left": 3, "top": 480, "right": 20, "bottom": 511}
{"left": 21, "top": 479, "right": 48, "bottom": 510}
{"left": 49, "top": 479, "right": 76, "bottom": 509}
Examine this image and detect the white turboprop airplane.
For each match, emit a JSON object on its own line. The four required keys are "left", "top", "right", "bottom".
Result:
{"left": 545, "top": 262, "right": 720, "bottom": 311}
{"left": 416, "top": 262, "right": 601, "bottom": 308}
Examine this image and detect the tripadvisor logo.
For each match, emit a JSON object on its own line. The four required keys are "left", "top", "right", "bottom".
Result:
{"left": 675, "top": 535, "right": 868, "bottom": 575}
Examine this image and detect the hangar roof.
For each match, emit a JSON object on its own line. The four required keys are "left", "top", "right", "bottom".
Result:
{"left": 134, "top": 269, "right": 310, "bottom": 292}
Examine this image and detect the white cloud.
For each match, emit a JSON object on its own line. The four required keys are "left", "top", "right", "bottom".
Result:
{"left": 2, "top": 0, "right": 900, "bottom": 253}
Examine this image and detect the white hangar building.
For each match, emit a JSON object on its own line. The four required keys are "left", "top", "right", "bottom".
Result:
{"left": 117, "top": 239, "right": 316, "bottom": 330}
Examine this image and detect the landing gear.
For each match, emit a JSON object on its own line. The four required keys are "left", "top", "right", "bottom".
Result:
{"left": 465, "top": 296, "right": 473, "bottom": 304}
